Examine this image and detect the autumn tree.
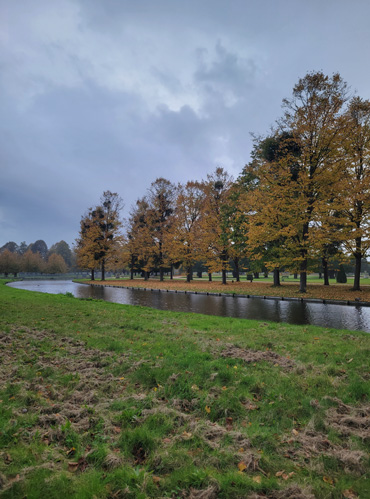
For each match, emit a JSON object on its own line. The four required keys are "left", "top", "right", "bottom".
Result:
{"left": 49, "top": 240, "right": 73, "bottom": 268}
{"left": 199, "top": 167, "right": 234, "bottom": 285}
{"left": 125, "top": 197, "right": 155, "bottom": 280}
{"left": 76, "top": 191, "right": 123, "bottom": 280}
{"left": 339, "top": 97, "right": 370, "bottom": 290}
{"left": 46, "top": 253, "right": 68, "bottom": 274}
{"left": 21, "top": 249, "right": 45, "bottom": 273}
{"left": 166, "top": 180, "right": 204, "bottom": 282}
{"left": 0, "top": 249, "right": 21, "bottom": 277}
{"left": 252, "top": 72, "right": 348, "bottom": 292}
{"left": 146, "top": 178, "right": 176, "bottom": 281}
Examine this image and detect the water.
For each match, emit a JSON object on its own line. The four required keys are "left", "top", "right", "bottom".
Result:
{"left": 7, "top": 280, "right": 370, "bottom": 332}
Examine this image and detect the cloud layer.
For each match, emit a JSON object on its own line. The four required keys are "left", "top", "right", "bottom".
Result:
{"left": 1, "top": 0, "right": 370, "bottom": 247}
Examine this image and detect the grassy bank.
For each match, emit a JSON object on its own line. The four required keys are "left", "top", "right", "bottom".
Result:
{"left": 0, "top": 280, "right": 369, "bottom": 498}
{"left": 80, "top": 277, "right": 370, "bottom": 304}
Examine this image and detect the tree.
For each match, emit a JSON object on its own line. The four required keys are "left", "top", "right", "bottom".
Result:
{"left": 255, "top": 72, "right": 348, "bottom": 292}
{"left": 146, "top": 178, "right": 176, "bottom": 281}
{"left": 76, "top": 191, "right": 123, "bottom": 280}
{"left": 49, "top": 240, "right": 73, "bottom": 268}
{"left": 46, "top": 253, "right": 68, "bottom": 274}
{"left": 340, "top": 97, "right": 370, "bottom": 290}
{"left": 21, "top": 249, "right": 45, "bottom": 273}
{"left": 29, "top": 240, "right": 48, "bottom": 260}
{"left": 0, "top": 249, "right": 21, "bottom": 276}
{"left": 166, "top": 181, "right": 204, "bottom": 282}
{"left": 125, "top": 197, "right": 156, "bottom": 280}
{"left": 199, "top": 167, "right": 234, "bottom": 284}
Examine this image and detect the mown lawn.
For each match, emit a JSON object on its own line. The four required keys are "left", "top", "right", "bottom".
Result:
{"left": 0, "top": 280, "right": 369, "bottom": 498}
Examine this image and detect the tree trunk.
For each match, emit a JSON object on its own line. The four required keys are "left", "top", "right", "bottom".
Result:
{"left": 293, "top": 272, "right": 298, "bottom": 279}
{"left": 160, "top": 267, "right": 164, "bottom": 282}
{"left": 186, "top": 266, "right": 192, "bottom": 283}
{"left": 253, "top": 272, "right": 259, "bottom": 279}
{"left": 234, "top": 258, "right": 240, "bottom": 282}
{"left": 273, "top": 267, "right": 280, "bottom": 286}
{"left": 353, "top": 250, "right": 362, "bottom": 291}
{"left": 91, "top": 269, "right": 95, "bottom": 281}
{"left": 144, "top": 271, "right": 150, "bottom": 281}
{"left": 322, "top": 257, "right": 329, "bottom": 286}
{"left": 170, "top": 264, "right": 173, "bottom": 280}
{"left": 208, "top": 273, "right": 212, "bottom": 282}
{"left": 222, "top": 269, "right": 227, "bottom": 285}
{"left": 130, "top": 268, "right": 134, "bottom": 280}
{"left": 299, "top": 255, "right": 307, "bottom": 293}
{"left": 101, "top": 259, "right": 105, "bottom": 281}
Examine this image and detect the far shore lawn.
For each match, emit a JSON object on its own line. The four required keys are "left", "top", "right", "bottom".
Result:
{"left": 79, "top": 276, "right": 370, "bottom": 304}
{"left": 1, "top": 280, "right": 369, "bottom": 498}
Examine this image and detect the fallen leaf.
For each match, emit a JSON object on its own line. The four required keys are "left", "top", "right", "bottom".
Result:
{"left": 275, "top": 470, "right": 285, "bottom": 477}
{"left": 292, "top": 429, "right": 299, "bottom": 436}
{"left": 205, "top": 405, "right": 211, "bottom": 414}
{"left": 68, "top": 462, "right": 79, "bottom": 473}
{"left": 253, "top": 476, "right": 262, "bottom": 483}
{"left": 282, "top": 472, "right": 295, "bottom": 480}
{"left": 153, "top": 476, "right": 161, "bottom": 485}
{"left": 323, "top": 476, "right": 334, "bottom": 485}
{"left": 238, "top": 461, "right": 247, "bottom": 472}
{"left": 347, "top": 358, "right": 353, "bottom": 363}
{"left": 182, "top": 431, "right": 192, "bottom": 439}
{"left": 342, "top": 489, "right": 358, "bottom": 499}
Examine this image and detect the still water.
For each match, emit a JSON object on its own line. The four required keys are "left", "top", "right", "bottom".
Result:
{"left": 7, "top": 280, "right": 370, "bottom": 332}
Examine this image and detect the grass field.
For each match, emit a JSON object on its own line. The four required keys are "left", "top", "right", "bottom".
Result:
{"left": 0, "top": 280, "right": 369, "bottom": 498}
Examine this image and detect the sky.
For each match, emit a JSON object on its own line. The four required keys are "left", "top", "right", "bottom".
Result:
{"left": 1, "top": 0, "right": 370, "bottom": 249}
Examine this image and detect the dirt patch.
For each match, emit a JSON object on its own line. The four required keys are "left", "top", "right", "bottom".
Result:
{"left": 220, "top": 344, "right": 295, "bottom": 370}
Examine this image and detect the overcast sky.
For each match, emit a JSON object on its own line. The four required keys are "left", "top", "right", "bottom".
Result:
{"left": 1, "top": 0, "right": 370, "bottom": 249}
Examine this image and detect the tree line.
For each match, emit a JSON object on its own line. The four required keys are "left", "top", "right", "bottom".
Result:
{"left": 0, "top": 240, "right": 73, "bottom": 276}
{"left": 76, "top": 72, "right": 370, "bottom": 292}
{"left": 3, "top": 71, "right": 369, "bottom": 292}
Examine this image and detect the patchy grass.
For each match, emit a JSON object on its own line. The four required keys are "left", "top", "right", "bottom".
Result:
{"left": 0, "top": 279, "right": 369, "bottom": 498}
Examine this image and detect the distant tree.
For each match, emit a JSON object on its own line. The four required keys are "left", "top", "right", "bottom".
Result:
{"left": 46, "top": 253, "right": 68, "bottom": 274}
{"left": 29, "top": 240, "right": 48, "bottom": 260}
{"left": 49, "top": 240, "right": 73, "bottom": 268}
{"left": 0, "top": 241, "right": 19, "bottom": 254}
{"left": 18, "top": 242, "right": 28, "bottom": 255}
{"left": 0, "top": 249, "right": 21, "bottom": 276}
{"left": 21, "top": 249, "right": 45, "bottom": 273}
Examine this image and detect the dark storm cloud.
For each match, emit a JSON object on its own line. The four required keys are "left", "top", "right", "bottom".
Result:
{"left": 1, "top": 0, "right": 370, "bottom": 248}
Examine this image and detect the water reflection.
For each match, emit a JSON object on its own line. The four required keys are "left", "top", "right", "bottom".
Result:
{"left": 7, "top": 280, "right": 370, "bottom": 332}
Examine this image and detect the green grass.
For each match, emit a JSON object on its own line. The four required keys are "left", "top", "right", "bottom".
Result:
{"left": 0, "top": 279, "right": 369, "bottom": 498}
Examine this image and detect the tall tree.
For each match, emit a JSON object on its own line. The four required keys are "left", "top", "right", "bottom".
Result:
{"left": 166, "top": 181, "right": 204, "bottom": 282}
{"left": 199, "top": 167, "right": 234, "bottom": 285}
{"left": 340, "top": 97, "right": 370, "bottom": 290}
{"left": 76, "top": 191, "right": 123, "bottom": 280}
{"left": 261, "top": 72, "right": 348, "bottom": 292}
{"left": 146, "top": 178, "right": 176, "bottom": 281}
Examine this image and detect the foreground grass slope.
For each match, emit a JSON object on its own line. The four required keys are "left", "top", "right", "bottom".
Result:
{"left": 0, "top": 280, "right": 369, "bottom": 498}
